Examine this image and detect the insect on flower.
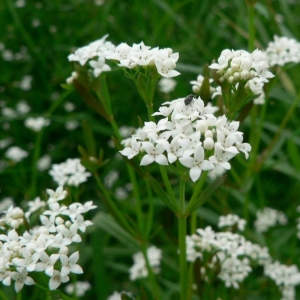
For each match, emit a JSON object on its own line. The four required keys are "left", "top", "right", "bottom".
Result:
{"left": 0, "top": 211, "right": 7, "bottom": 219}
{"left": 184, "top": 94, "right": 196, "bottom": 106}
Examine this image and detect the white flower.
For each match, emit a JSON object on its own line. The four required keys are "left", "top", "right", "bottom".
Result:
{"left": 35, "top": 251, "right": 59, "bottom": 276}
{"left": 140, "top": 142, "right": 168, "bottom": 166}
{"left": 49, "top": 158, "right": 91, "bottom": 187}
{"left": 218, "top": 214, "right": 246, "bottom": 231}
{"left": 158, "top": 77, "right": 177, "bottom": 93}
{"left": 190, "top": 74, "right": 215, "bottom": 95}
{"left": 155, "top": 57, "right": 180, "bottom": 78}
{"left": 25, "top": 197, "right": 46, "bottom": 219}
{"left": 179, "top": 145, "right": 214, "bottom": 182}
{"left": 65, "top": 281, "right": 91, "bottom": 297}
{"left": 49, "top": 269, "right": 69, "bottom": 290}
{"left": 5, "top": 146, "right": 28, "bottom": 162}
{"left": 60, "top": 251, "right": 83, "bottom": 277}
{"left": 10, "top": 268, "right": 35, "bottom": 292}
{"left": 266, "top": 35, "right": 300, "bottom": 67}
{"left": 129, "top": 246, "right": 162, "bottom": 281}
{"left": 89, "top": 57, "right": 111, "bottom": 77}
{"left": 46, "top": 186, "right": 68, "bottom": 204}
{"left": 24, "top": 117, "right": 50, "bottom": 132}
{"left": 119, "top": 137, "right": 141, "bottom": 159}
{"left": 12, "top": 248, "right": 40, "bottom": 272}
{"left": 68, "top": 34, "right": 114, "bottom": 66}
{"left": 254, "top": 207, "right": 288, "bottom": 233}
{"left": 37, "top": 155, "right": 51, "bottom": 171}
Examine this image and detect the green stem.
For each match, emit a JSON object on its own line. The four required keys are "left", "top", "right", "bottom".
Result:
{"left": 93, "top": 172, "right": 137, "bottom": 237}
{"left": 159, "top": 165, "right": 179, "bottom": 211}
{"left": 186, "top": 171, "right": 208, "bottom": 214}
{"left": 140, "top": 243, "right": 161, "bottom": 299}
{"left": 178, "top": 178, "right": 188, "bottom": 300}
{"left": 29, "top": 90, "right": 72, "bottom": 198}
{"left": 144, "top": 179, "right": 154, "bottom": 237}
{"left": 0, "top": 289, "right": 9, "bottom": 300}
{"left": 128, "top": 164, "right": 144, "bottom": 236}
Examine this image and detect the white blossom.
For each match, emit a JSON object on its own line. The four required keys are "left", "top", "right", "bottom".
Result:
{"left": 24, "top": 117, "right": 50, "bottom": 132}
{"left": 129, "top": 246, "right": 162, "bottom": 281}
{"left": 254, "top": 207, "right": 288, "bottom": 233}
{"left": 266, "top": 35, "right": 300, "bottom": 67}
{"left": 120, "top": 96, "right": 251, "bottom": 182}
{"left": 5, "top": 146, "right": 28, "bottom": 163}
{"left": 49, "top": 158, "right": 91, "bottom": 187}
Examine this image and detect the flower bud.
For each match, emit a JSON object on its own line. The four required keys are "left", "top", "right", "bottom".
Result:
{"left": 204, "top": 137, "right": 214, "bottom": 150}
{"left": 196, "top": 120, "right": 208, "bottom": 133}
{"left": 205, "top": 130, "right": 213, "bottom": 138}
{"left": 11, "top": 220, "right": 20, "bottom": 229}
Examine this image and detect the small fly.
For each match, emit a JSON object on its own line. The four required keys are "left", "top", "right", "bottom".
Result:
{"left": 184, "top": 94, "right": 196, "bottom": 106}
{"left": 0, "top": 211, "right": 6, "bottom": 219}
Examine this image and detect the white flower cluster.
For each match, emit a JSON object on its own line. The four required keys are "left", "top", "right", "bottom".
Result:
{"left": 209, "top": 49, "right": 274, "bottom": 105}
{"left": 218, "top": 214, "right": 246, "bottom": 231}
{"left": 24, "top": 116, "right": 50, "bottom": 132}
{"left": 107, "top": 41, "right": 180, "bottom": 78}
{"left": 190, "top": 74, "right": 215, "bottom": 95}
{"left": 49, "top": 158, "right": 91, "bottom": 187}
{"left": 120, "top": 96, "right": 251, "bottom": 182}
{"left": 129, "top": 246, "right": 162, "bottom": 281}
{"left": 65, "top": 281, "right": 91, "bottom": 297}
{"left": 68, "top": 34, "right": 180, "bottom": 79}
{"left": 158, "top": 77, "right": 177, "bottom": 94}
{"left": 68, "top": 34, "right": 115, "bottom": 78}
{"left": 0, "top": 206, "right": 24, "bottom": 229}
{"left": 264, "top": 261, "right": 300, "bottom": 300}
{"left": 266, "top": 35, "right": 300, "bottom": 67}
{"left": 209, "top": 49, "right": 274, "bottom": 84}
{"left": 186, "top": 225, "right": 270, "bottom": 289}
{"left": 107, "top": 291, "right": 133, "bottom": 300}
{"left": 254, "top": 207, "right": 288, "bottom": 233}
{"left": 5, "top": 146, "right": 28, "bottom": 163}
{"left": 0, "top": 186, "right": 96, "bottom": 292}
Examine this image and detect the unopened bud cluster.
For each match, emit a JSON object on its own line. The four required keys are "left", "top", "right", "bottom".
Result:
{"left": 209, "top": 49, "right": 274, "bottom": 84}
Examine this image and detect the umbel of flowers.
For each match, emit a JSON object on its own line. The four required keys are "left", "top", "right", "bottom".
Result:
{"left": 187, "top": 214, "right": 300, "bottom": 299}
{"left": 0, "top": 186, "right": 96, "bottom": 292}
{"left": 67, "top": 34, "right": 180, "bottom": 81}
{"left": 120, "top": 96, "right": 251, "bottom": 182}
{"left": 199, "top": 48, "right": 275, "bottom": 112}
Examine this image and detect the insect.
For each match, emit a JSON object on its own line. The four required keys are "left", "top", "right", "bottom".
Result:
{"left": 0, "top": 211, "right": 6, "bottom": 219}
{"left": 184, "top": 94, "right": 196, "bottom": 106}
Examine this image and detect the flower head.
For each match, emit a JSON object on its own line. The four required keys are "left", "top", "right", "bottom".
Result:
{"left": 120, "top": 96, "right": 251, "bottom": 182}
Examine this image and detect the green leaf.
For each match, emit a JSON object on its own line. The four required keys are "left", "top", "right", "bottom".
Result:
{"left": 60, "top": 83, "right": 74, "bottom": 91}
{"left": 186, "top": 176, "right": 225, "bottom": 214}
{"left": 82, "top": 119, "right": 96, "bottom": 157}
{"left": 145, "top": 173, "right": 176, "bottom": 212}
{"left": 92, "top": 212, "right": 139, "bottom": 249}
{"left": 199, "top": 76, "right": 211, "bottom": 103}
{"left": 73, "top": 79, "right": 110, "bottom": 120}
